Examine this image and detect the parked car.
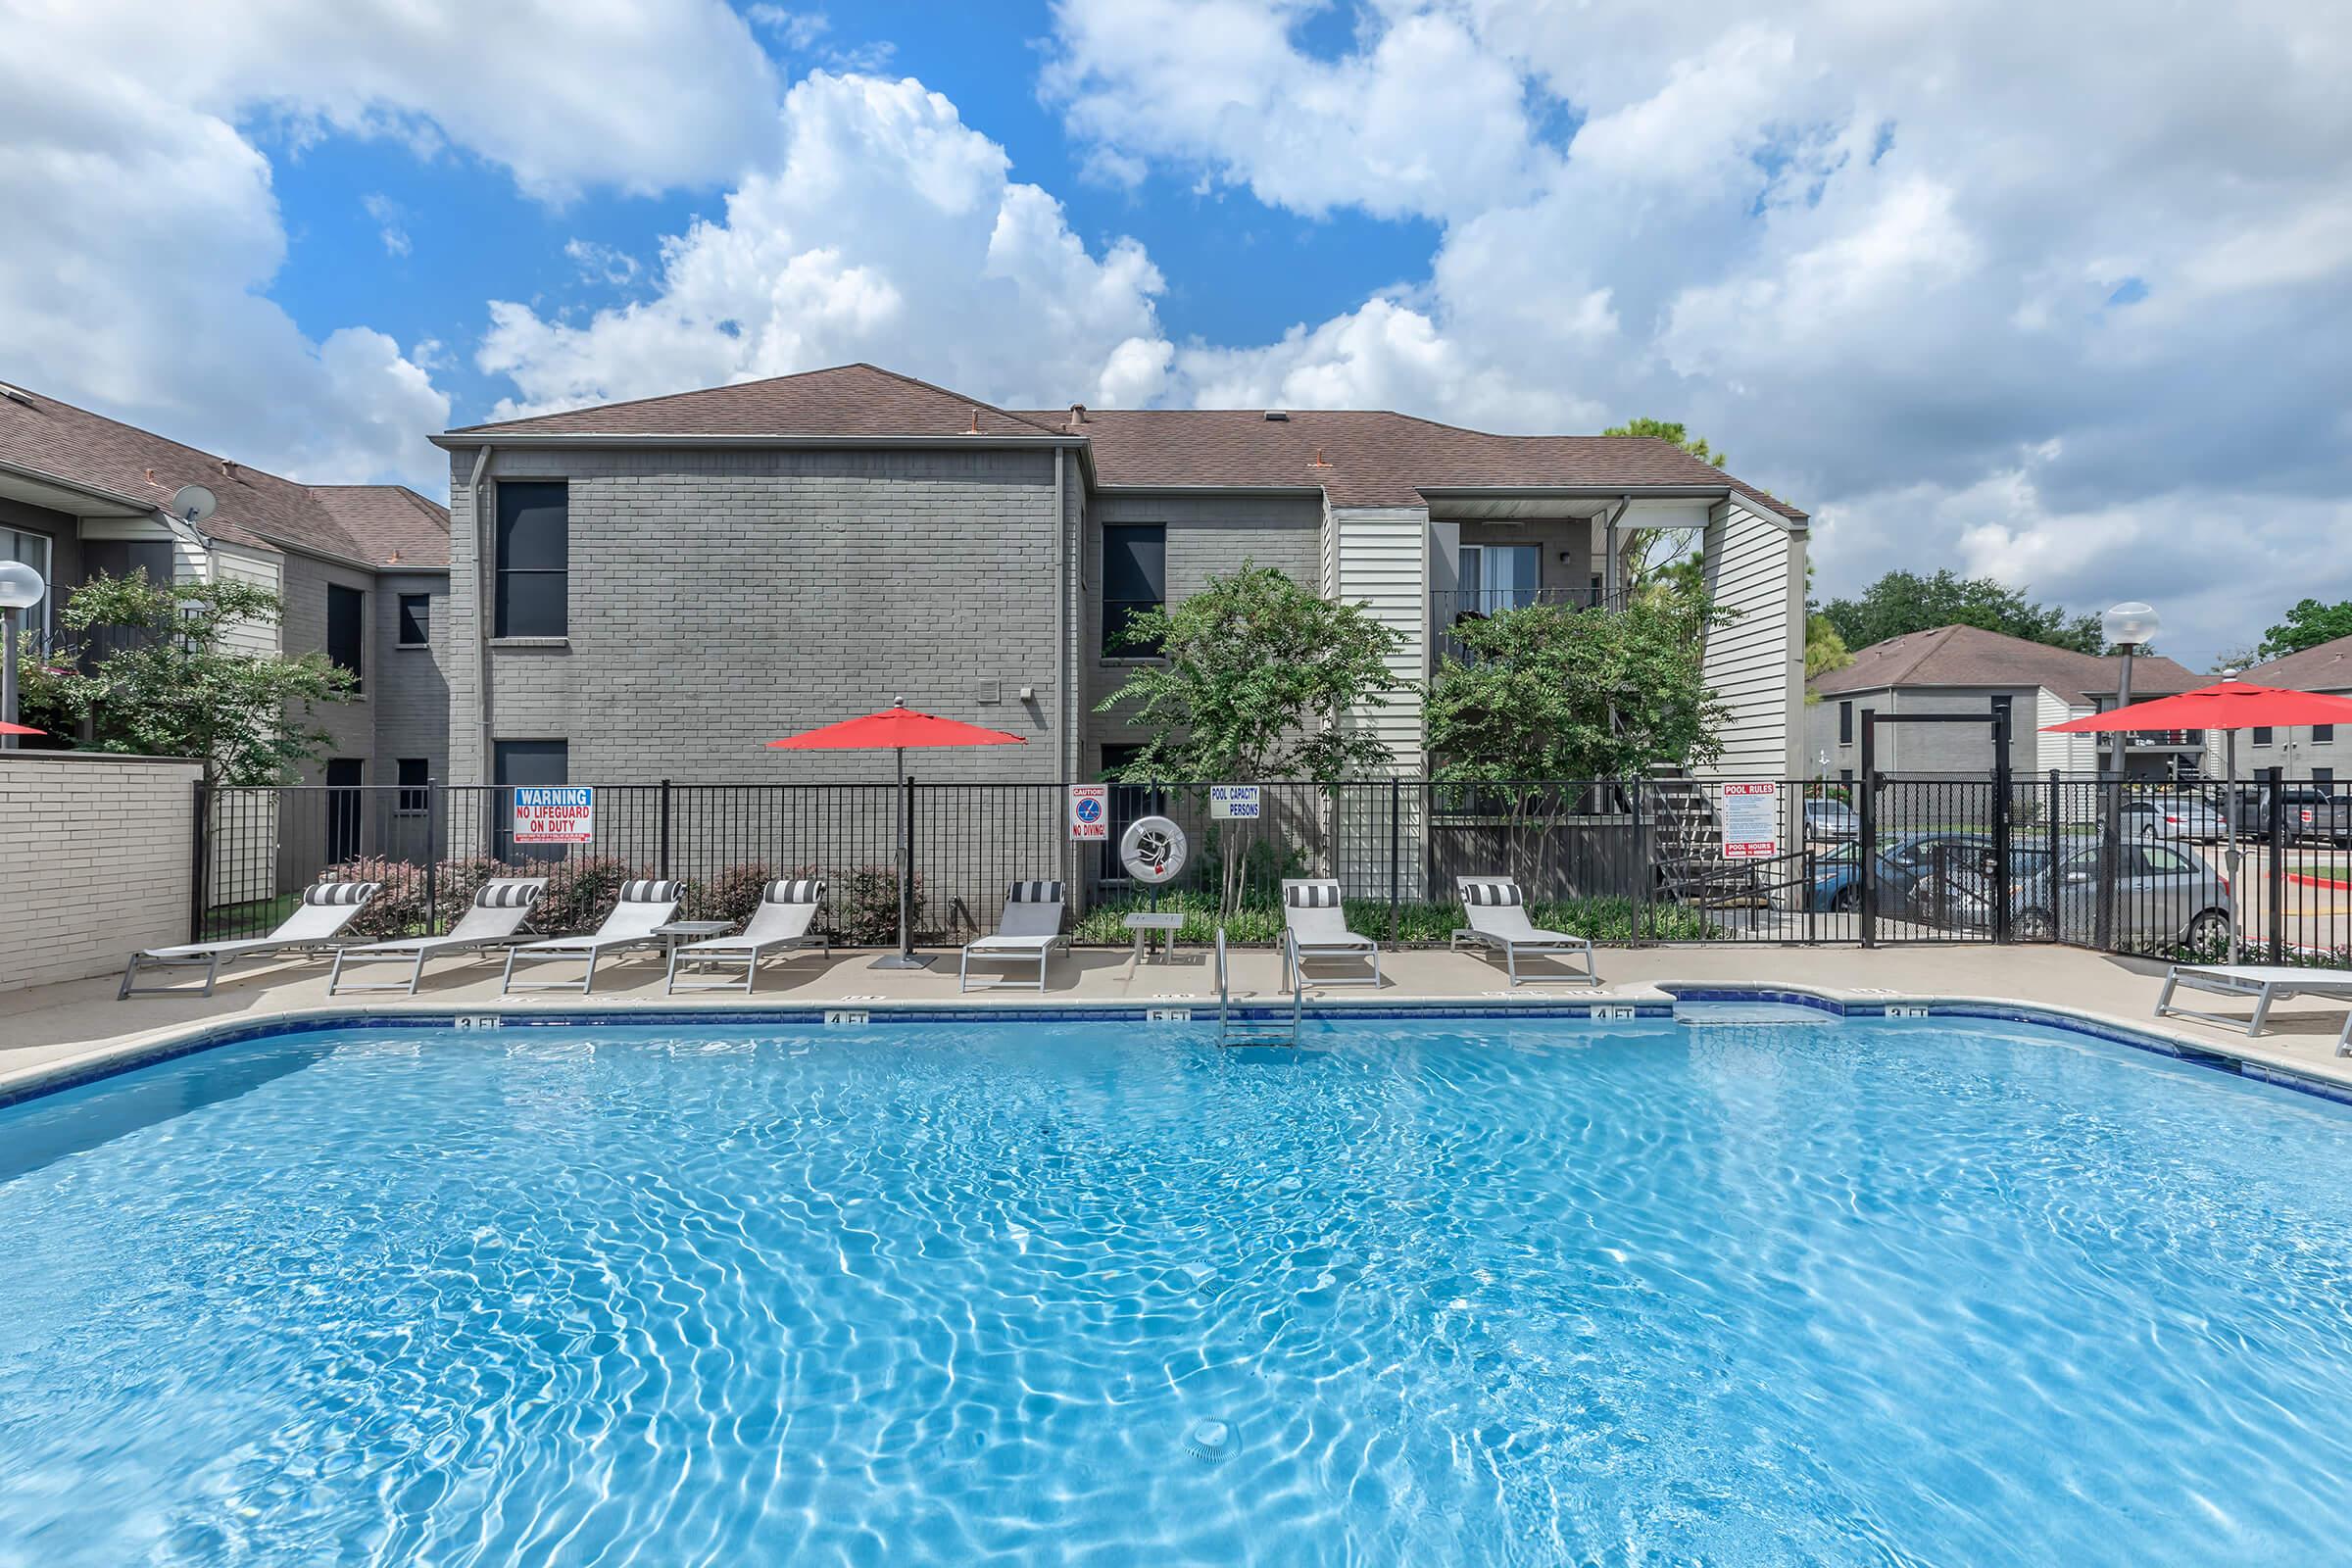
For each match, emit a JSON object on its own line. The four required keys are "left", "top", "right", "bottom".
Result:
{"left": 1803, "top": 798, "right": 1859, "bottom": 841}
{"left": 2210, "top": 783, "right": 2351, "bottom": 845}
{"left": 1802, "top": 832, "right": 2048, "bottom": 922}
{"left": 2121, "top": 796, "right": 2226, "bottom": 843}
{"left": 1999, "top": 841, "right": 2233, "bottom": 951}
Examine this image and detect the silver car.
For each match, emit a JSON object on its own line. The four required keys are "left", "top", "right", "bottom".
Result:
{"left": 2006, "top": 841, "right": 2233, "bottom": 951}
{"left": 2122, "top": 796, "right": 2226, "bottom": 843}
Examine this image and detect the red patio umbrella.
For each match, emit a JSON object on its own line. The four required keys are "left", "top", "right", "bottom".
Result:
{"left": 767, "top": 698, "right": 1027, "bottom": 967}
{"left": 0, "top": 721, "right": 42, "bottom": 736}
{"left": 2044, "top": 677, "right": 2352, "bottom": 958}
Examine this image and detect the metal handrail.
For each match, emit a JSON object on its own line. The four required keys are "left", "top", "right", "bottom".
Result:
{"left": 1214, "top": 925, "right": 1301, "bottom": 1048}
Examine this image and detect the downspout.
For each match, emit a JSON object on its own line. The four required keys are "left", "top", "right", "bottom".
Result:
{"left": 1055, "top": 446, "right": 1073, "bottom": 782}
{"left": 468, "top": 444, "right": 493, "bottom": 784}
{"left": 1599, "top": 494, "right": 1631, "bottom": 608}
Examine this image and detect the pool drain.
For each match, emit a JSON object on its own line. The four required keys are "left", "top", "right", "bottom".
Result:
{"left": 1185, "top": 1419, "right": 1235, "bottom": 1463}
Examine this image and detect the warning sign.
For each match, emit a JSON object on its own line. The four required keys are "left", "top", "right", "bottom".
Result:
{"left": 1719, "top": 782, "right": 1780, "bottom": 859}
{"left": 514, "top": 786, "right": 595, "bottom": 846}
{"left": 1068, "top": 783, "right": 1109, "bottom": 841}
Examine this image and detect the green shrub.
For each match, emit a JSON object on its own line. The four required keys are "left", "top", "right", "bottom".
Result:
{"left": 1070, "top": 891, "right": 1720, "bottom": 946}
{"left": 836, "top": 864, "right": 919, "bottom": 946}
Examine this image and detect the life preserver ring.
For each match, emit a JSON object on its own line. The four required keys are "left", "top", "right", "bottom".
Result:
{"left": 1120, "top": 815, "right": 1188, "bottom": 884}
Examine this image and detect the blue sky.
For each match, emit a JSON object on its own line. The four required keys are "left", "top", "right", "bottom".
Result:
{"left": 5, "top": 0, "right": 2349, "bottom": 664}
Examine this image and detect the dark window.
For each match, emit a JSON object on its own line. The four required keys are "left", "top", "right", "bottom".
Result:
{"left": 2316, "top": 724, "right": 2335, "bottom": 744}
{"left": 1838, "top": 701, "right": 1853, "bottom": 745}
{"left": 2253, "top": 726, "right": 2274, "bottom": 747}
{"left": 495, "top": 481, "right": 568, "bottom": 638}
{"left": 1838, "top": 768, "right": 1853, "bottom": 787}
{"left": 396, "top": 758, "right": 429, "bottom": 814}
{"left": 495, "top": 739, "right": 569, "bottom": 863}
{"left": 327, "top": 584, "right": 365, "bottom": 690}
{"left": 324, "top": 759, "right": 364, "bottom": 862}
{"left": 1102, "top": 523, "right": 1165, "bottom": 657}
{"left": 2316, "top": 767, "right": 2335, "bottom": 793}
{"left": 397, "top": 593, "right": 430, "bottom": 648}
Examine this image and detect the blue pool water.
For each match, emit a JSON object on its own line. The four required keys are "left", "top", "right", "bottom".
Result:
{"left": 5, "top": 1012, "right": 2352, "bottom": 1564}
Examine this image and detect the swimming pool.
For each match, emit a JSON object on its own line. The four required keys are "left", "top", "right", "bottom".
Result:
{"left": 5, "top": 1008, "right": 2352, "bottom": 1564}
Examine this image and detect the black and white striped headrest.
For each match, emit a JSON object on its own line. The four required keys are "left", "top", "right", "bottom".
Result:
{"left": 1007, "top": 880, "right": 1065, "bottom": 904}
{"left": 476, "top": 880, "right": 544, "bottom": 907}
{"left": 1461, "top": 880, "right": 1521, "bottom": 907}
{"left": 1284, "top": 882, "right": 1341, "bottom": 907}
{"left": 765, "top": 878, "right": 825, "bottom": 904}
{"left": 619, "top": 879, "right": 681, "bottom": 903}
{"left": 303, "top": 881, "right": 379, "bottom": 906}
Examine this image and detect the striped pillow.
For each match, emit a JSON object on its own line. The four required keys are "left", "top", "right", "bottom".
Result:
{"left": 303, "top": 881, "right": 379, "bottom": 906}
{"left": 619, "top": 879, "right": 681, "bottom": 903}
{"left": 765, "top": 878, "right": 825, "bottom": 904}
{"left": 1284, "top": 882, "right": 1341, "bottom": 907}
{"left": 1007, "top": 880, "right": 1065, "bottom": 904}
{"left": 1461, "top": 880, "right": 1521, "bottom": 907}
{"left": 476, "top": 880, "right": 544, "bottom": 908}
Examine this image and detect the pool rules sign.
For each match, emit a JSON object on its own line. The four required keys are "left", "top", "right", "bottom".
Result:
{"left": 514, "top": 786, "right": 596, "bottom": 846}
{"left": 1719, "top": 782, "right": 1779, "bottom": 859}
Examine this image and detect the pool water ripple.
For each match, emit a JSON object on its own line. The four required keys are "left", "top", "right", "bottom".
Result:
{"left": 5, "top": 1014, "right": 2352, "bottom": 1563}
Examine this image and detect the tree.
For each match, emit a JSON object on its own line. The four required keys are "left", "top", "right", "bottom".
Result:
{"left": 18, "top": 571, "right": 356, "bottom": 786}
{"left": 1603, "top": 417, "right": 1723, "bottom": 598}
{"left": 1819, "top": 568, "right": 2103, "bottom": 654}
{"left": 1427, "top": 597, "right": 1728, "bottom": 881}
{"left": 1804, "top": 612, "right": 1853, "bottom": 695}
{"left": 2257, "top": 599, "right": 2352, "bottom": 661}
{"left": 1095, "top": 564, "right": 1405, "bottom": 913}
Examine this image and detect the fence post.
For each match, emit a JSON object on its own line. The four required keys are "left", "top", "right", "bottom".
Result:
{"left": 902, "top": 771, "right": 917, "bottom": 957}
{"left": 1631, "top": 777, "right": 1649, "bottom": 943}
{"left": 188, "top": 779, "right": 210, "bottom": 943}
{"left": 659, "top": 777, "right": 673, "bottom": 879}
{"left": 1858, "top": 717, "right": 1878, "bottom": 948}
{"left": 2044, "top": 769, "right": 2061, "bottom": 939}
{"left": 424, "top": 777, "right": 441, "bottom": 935}
{"left": 2267, "top": 765, "right": 2286, "bottom": 963}
{"left": 1990, "top": 707, "right": 2013, "bottom": 944}
{"left": 1373, "top": 775, "right": 1392, "bottom": 945}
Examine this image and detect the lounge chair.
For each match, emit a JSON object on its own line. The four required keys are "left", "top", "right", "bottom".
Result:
{"left": 666, "top": 878, "right": 830, "bottom": 994}
{"left": 959, "top": 880, "right": 1067, "bottom": 991}
{"left": 501, "top": 879, "right": 682, "bottom": 995}
{"left": 120, "top": 880, "right": 383, "bottom": 999}
{"left": 1449, "top": 876, "right": 1600, "bottom": 986}
{"left": 1280, "top": 878, "right": 1380, "bottom": 987}
{"left": 326, "top": 878, "right": 548, "bottom": 996}
{"left": 2155, "top": 962, "right": 2352, "bottom": 1045}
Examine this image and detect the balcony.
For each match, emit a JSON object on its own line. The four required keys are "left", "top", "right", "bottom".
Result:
{"left": 1432, "top": 586, "right": 1603, "bottom": 664}
{"left": 2121, "top": 729, "right": 2205, "bottom": 752}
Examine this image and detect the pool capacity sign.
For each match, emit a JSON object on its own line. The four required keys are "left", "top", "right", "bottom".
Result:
{"left": 1718, "top": 782, "right": 1780, "bottom": 859}
{"left": 1208, "top": 785, "right": 1261, "bottom": 819}
{"left": 1068, "top": 783, "right": 1109, "bottom": 841}
{"left": 513, "top": 786, "right": 596, "bottom": 846}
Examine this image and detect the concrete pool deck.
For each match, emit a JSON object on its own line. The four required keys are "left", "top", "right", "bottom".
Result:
{"left": 6, "top": 941, "right": 2352, "bottom": 1104}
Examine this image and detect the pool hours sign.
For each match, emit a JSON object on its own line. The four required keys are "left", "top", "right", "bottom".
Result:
{"left": 514, "top": 786, "right": 596, "bottom": 846}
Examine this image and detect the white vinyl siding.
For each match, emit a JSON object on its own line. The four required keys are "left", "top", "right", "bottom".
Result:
{"left": 1696, "top": 499, "right": 1801, "bottom": 779}
{"left": 1330, "top": 504, "right": 1427, "bottom": 773}
{"left": 210, "top": 544, "right": 284, "bottom": 656}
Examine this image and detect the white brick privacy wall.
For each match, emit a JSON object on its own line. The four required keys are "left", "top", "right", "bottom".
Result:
{"left": 0, "top": 754, "right": 201, "bottom": 992}
{"left": 447, "top": 447, "right": 1069, "bottom": 785}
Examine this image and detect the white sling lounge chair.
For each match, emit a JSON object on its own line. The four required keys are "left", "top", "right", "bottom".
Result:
{"left": 1280, "top": 878, "right": 1380, "bottom": 987}
{"left": 120, "top": 880, "right": 383, "bottom": 999}
{"left": 501, "top": 879, "right": 682, "bottom": 995}
{"left": 959, "top": 880, "right": 1067, "bottom": 991}
{"left": 327, "top": 878, "right": 548, "bottom": 996}
{"left": 666, "top": 878, "right": 829, "bottom": 994}
{"left": 1449, "top": 875, "right": 1601, "bottom": 986}
{"left": 2155, "top": 962, "right": 2352, "bottom": 1049}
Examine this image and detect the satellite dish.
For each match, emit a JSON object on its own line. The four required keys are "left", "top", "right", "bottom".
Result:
{"left": 169, "top": 483, "right": 218, "bottom": 524}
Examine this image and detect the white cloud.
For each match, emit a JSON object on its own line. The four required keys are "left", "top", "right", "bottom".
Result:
{"left": 564, "top": 239, "right": 642, "bottom": 287}
{"left": 478, "top": 73, "right": 1172, "bottom": 416}
{"left": 363, "top": 193, "right": 411, "bottom": 257}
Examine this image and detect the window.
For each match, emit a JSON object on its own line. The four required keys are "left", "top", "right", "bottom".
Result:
{"left": 1838, "top": 768, "right": 1854, "bottom": 787}
{"left": 1098, "top": 743, "right": 1167, "bottom": 880}
{"left": 1459, "top": 543, "right": 1541, "bottom": 614}
{"left": 2316, "top": 724, "right": 2335, "bottom": 744}
{"left": 324, "top": 759, "right": 364, "bottom": 862}
{"left": 1102, "top": 523, "right": 1165, "bottom": 657}
{"left": 495, "top": 739, "right": 568, "bottom": 862}
{"left": 2253, "top": 726, "right": 2274, "bottom": 747}
{"left": 495, "top": 481, "right": 569, "bottom": 638}
{"left": 2316, "top": 767, "right": 2335, "bottom": 794}
{"left": 2, "top": 527, "right": 53, "bottom": 644}
{"left": 396, "top": 758, "right": 429, "bottom": 814}
{"left": 326, "top": 583, "right": 365, "bottom": 690}
{"left": 397, "top": 592, "right": 430, "bottom": 648}
{"left": 1838, "top": 701, "right": 1853, "bottom": 745}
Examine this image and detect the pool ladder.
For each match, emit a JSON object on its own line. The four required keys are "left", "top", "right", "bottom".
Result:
{"left": 1214, "top": 926, "right": 1301, "bottom": 1048}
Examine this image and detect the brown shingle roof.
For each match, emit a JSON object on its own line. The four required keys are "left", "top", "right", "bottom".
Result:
{"left": 438, "top": 363, "right": 1806, "bottom": 519}
{"left": 2237, "top": 633, "right": 2352, "bottom": 693}
{"left": 0, "top": 380, "right": 447, "bottom": 567}
{"left": 1812, "top": 623, "right": 2203, "bottom": 706}
{"left": 450, "top": 363, "right": 1066, "bottom": 439}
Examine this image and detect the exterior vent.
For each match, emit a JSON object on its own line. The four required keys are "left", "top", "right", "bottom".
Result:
{"left": 0, "top": 382, "right": 31, "bottom": 407}
{"left": 1263, "top": 409, "right": 1289, "bottom": 421}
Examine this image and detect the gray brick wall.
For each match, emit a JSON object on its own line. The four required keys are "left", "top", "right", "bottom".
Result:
{"left": 1083, "top": 490, "right": 1324, "bottom": 771}
{"left": 0, "top": 754, "right": 201, "bottom": 991}
{"left": 372, "top": 568, "right": 451, "bottom": 781}
{"left": 277, "top": 549, "right": 376, "bottom": 784}
{"left": 448, "top": 447, "right": 1069, "bottom": 784}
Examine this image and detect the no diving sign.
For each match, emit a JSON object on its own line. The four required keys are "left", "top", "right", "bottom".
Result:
{"left": 514, "top": 786, "right": 595, "bottom": 846}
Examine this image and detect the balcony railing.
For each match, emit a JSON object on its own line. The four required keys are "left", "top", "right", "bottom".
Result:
{"left": 1432, "top": 586, "right": 1604, "bottom": 663}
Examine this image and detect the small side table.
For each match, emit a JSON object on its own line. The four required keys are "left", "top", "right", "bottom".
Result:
{"left": 653, "top": 920, "right": 734, "bottom": 956}
{"left": 1123, "top": 911, "right": 1185, "bottom": 964}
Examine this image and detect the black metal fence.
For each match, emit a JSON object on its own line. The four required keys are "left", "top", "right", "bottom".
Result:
{"left": 189, "top": 771, "right": 2352, "bottom": 964}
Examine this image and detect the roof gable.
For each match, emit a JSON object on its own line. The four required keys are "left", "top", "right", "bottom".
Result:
{"left": 449, "top": 363, "right": 1066, "bottom": 440}
{"left": 1812, "top": 623, "right": 2202, "bottom": 705}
